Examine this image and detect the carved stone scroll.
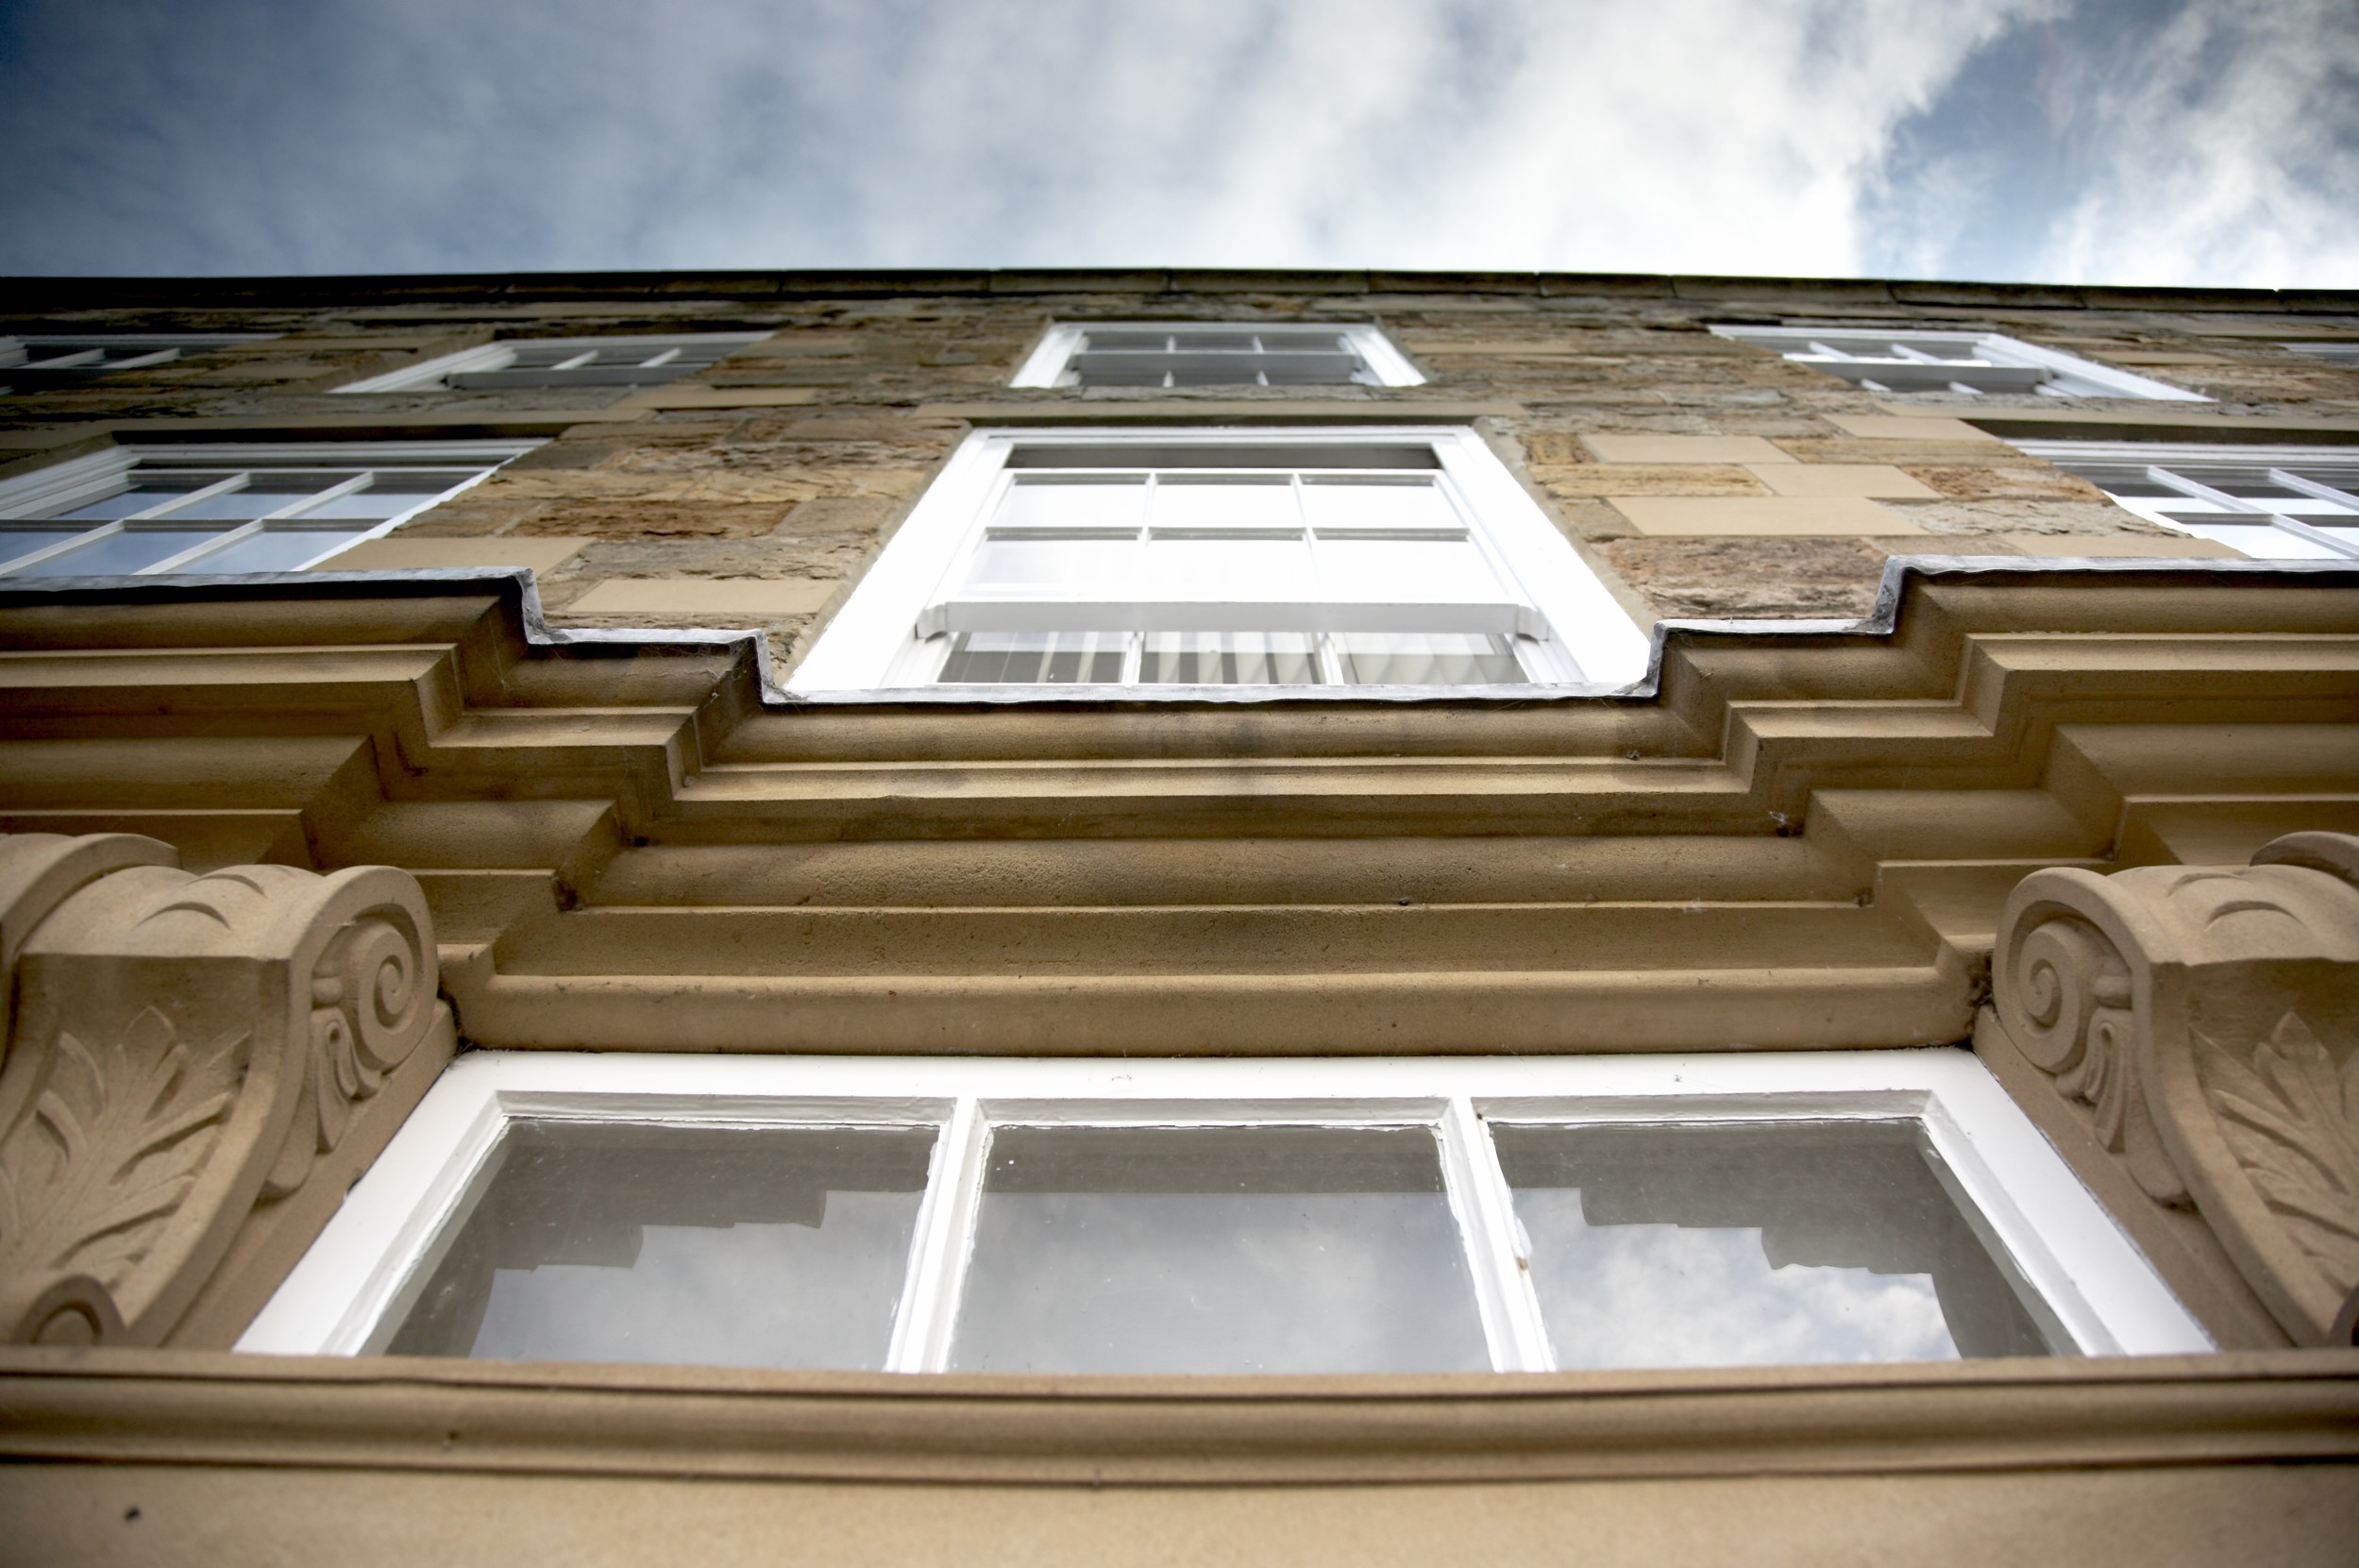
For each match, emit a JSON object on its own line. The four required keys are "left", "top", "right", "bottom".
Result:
{"left": 1995, "top": 832, "right": 2359, "bottom": 1345}
{"left": 0, "top": 833, "right": 444, "bottom": 1347}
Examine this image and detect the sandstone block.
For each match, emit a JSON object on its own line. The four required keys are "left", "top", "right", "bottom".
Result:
{"left": 1581, "top": 434, "right": 1795, "bottom": 464}
{"left": 1607, "top": 496, "right": 1923, "bottom": 536}
{"left": 565, "top": 579, "right": 840, "bottom": 616}
{"left": 308, "top": 537, "right": 593, "bottom": 574}
{"left": 1747, "top": 464, "right": 1941, "bottom": 499}
{"left": 1824, "top": 414, "right": 2006, "bottom": 443}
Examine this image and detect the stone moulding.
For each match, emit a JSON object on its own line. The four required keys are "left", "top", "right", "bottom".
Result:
{"left": 0, "top": 832, "right": 450, "bottom": 1348}
{"left": 1994, "top": 832, "right": 2359, "bottom": 1346}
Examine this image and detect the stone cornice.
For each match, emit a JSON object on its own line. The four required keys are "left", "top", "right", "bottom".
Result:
{"left": 5, "top": 1346, "right": 2356, "bottom": 1485}
{"left": 0, "top": 562, "right": 2352, "bottom": 1054}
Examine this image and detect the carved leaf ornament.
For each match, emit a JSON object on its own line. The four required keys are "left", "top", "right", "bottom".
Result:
{"left": 2199, "top": 1013, "right": 2359, "bottom": 1322}
{"left": 1996, "top": 832, "right": 2359, "bottom": 1346}
{"left": 0, "top": 833, "right": 440, "bottom": 1346}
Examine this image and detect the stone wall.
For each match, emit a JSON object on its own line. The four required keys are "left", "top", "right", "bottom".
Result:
{"left": 5, "top": 274, "right": 2355, "bottom": 662}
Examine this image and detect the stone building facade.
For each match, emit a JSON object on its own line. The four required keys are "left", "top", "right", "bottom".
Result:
{"left": 0, "top": 270, "right": 2355, "bottom": 1563}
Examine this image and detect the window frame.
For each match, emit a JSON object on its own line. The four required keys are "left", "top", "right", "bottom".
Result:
{"left": 333, "top": 332, "right": 773, "bottom": 394}
{"left": 238, "top": 1048, "right": 2211, "bottom": 1371}
{"left": 0, "top": 332, "right": 282, "bottom": 392}
{"left": 0, "top": 439, "right": 540, "bottom": 577}
{"left": 1709, "top": 324, "right": 2212, "bottom": 401}
{"left": 786, "top": 425, "right": 1651, "bottom": 697}
{"left": 2015, "top": 440, "right": 2359, "bottom": 562}
{"left": 1011, "top": 321, "right": 1424, "bottom": 389}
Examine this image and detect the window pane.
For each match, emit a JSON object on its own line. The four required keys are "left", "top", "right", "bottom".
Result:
{"left": 295, "top": 473, "right": 476, "bottom": 520}
{"left": 1143, "top": 534, "right": 1315, "bottom": 599}
{"left": 52, "top": 482, "right": 199, "bottom": 521}
{"left": 1492, "top": 1120, "right": 2057, "bottom": 1370}
{"left": 963, "top": 535, "right": 1136, "bottom": 595}
{"left": 180, "top": 527, "right": 373, "bottom": 572}
{"left": 1139, "top": 632, "right": 1323, "bottom": 684}
{"left": 938, "top": 631, "right": 1125, "bottom": 683}
{"left": 1150, "top": 474, "right": 1299, "bottom": 532}
{"left": 0, "top": 527, "right": 93, "bottom": 567}
{"left": 1334, "top": 632, "right": 1524, "bottom": 684}
{"left": 1316, "top": 536, "right": 1506, "bottom": 602}
{"left": 18, "top": 527, "right": 218, "bottom": 575}
{"left": 383, "top": 1121, "right": 935, "bottom": 1370}
{"left": 995, "top": 477, "right": 1146, "bottom": 531}
{"left": 950, "top": 1124, "right": 1490, "bottom": 1374}
{"left": 1302, "top": 478, "right": 1462, "bottom": 534}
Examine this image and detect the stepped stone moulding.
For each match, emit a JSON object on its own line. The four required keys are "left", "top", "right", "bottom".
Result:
{"left": 1995, "top": 833, "right": 2359, "bottom": 1346}
{"left": 0, "top": 832, "right": 447, "bottom": 1347}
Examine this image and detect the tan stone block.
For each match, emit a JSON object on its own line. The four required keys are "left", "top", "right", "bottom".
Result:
{"left": 1532, "top": 464, "right": 1770, "bottom": 497}
{"left": 1581, "top": 434, "right": 1795, "bottom": 464}
{"left": 510, "top": 503, "right": 793, "bottom": 539}
{"left": 309, "top": 537, "right": 593, "bottom": 574}
{"left": 1746, "top": 464, "right": 1941, "bottom": 500}
{"left": 1773, "top": 438, "right": 2031, "bottom": 467}
{"left": 1905, "top": 464, "right": 2110, "bottom": 502}
{"left": 566, "top": 579, "right": 839, "bottom": 615}
{"left": 1825, "top": 414, "right": 2007, "bottom": 443}
{"left": 618, "top": 386, "right": 821, "bottom": 410}
{"left": 1607, "top": 497, "right": 1923, "bottom": 537}
{"left": 1598, "top": 537, "right": 1888, "bottom": 619}
{"left": 1999, "top": 532, "right": 2246, "bottom": 558}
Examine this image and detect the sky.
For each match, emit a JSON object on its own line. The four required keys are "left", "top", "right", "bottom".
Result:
{"left": 1, "top": 0, "right": 2352, "bottom": 286}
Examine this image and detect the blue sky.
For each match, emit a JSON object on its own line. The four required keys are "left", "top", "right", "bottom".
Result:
{"left": 2, "top": 0, "right": 2351, "bottom": 284}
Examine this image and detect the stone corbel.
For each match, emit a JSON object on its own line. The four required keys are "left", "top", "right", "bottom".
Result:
{"left": 1993, "top": 832, "right": 2359, "bottom": 1346}
{"left": 0, "top": 832, "right": 450, "bottom": 1347}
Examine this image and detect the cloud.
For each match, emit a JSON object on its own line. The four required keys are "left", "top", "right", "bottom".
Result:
{"left": 0, "top": 0, "right": 2349, "bottom": 282}
{"left": 2034, "top": 0, "right": 2359, "bottom": 288}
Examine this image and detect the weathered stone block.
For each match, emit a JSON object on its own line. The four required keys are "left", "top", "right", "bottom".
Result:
{"left": 1607, "top": 496, "right": 1922, "bottom": 536}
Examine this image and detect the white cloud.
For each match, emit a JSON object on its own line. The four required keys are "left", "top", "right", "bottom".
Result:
{"left": 3, "top": 0, "right": 2350, "bottom": 282}
{"left": 2035, "top": 0, "right": 2359, "bottom": 288}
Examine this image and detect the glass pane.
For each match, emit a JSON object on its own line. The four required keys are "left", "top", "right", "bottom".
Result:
{"left": 383, "top": 1121, "right": 935, "bottom": 1369}
{"left": 1143, "top": 534, "right": 1314, "bottom": 599}
{"left": 1150, "top": 475, "right": 1299, "bottom": 532}
{"left": 1335, "top": 632, "right": 1524, "bottom": 684}
{"left": 1492, "top": 1120, "right": 2057, "bottom": 1370}
{"left": 963, "top": 535, "right": 1136, "bottom": 595}
{"left": 2160, "top": 518, "right": 2340, "bottom": 560}
{"left": 52, "top": 482, "right": 198, "bottom": 521}
{"left": 938, "top": 631, "right": 1125, "bottom": 683}
{"left": 1139, "top": 632, "right": 1323, "bottom": 684}
{"left": 179, "top": 527, "right": 372, "bottom": 572}
{"left": 1302, "top": 478, "right": 1461, "bottom": 534}
{"left": 18, "top": 527, "right": 218, "bottom": 575}
{"left": 0, "top": 527, "right": 93, "bottom": 567}
{"left": 951, "top": 1124, "right": 1490, "bottom": 1374}
{"left": 1316, "top": 536, "right": 1506, "bottom": 602}
{"left": 995, "top": 477, "right": 1146, "bottom": 531}
{"left": 295, "top": 473, "right": 477, "bottom": 520}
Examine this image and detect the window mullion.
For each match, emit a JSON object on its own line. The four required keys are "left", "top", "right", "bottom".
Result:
{"left": 885, "top": 1095, "right": 988, "bottom": 1374}
{"left": 1440, "top": 1097, "right": 1555, "bottom": 1373}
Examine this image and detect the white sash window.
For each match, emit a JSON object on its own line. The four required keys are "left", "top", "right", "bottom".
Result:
{"left": 1710, "top": 325, "right": 2210, "bottom": 400}
{"left": 242, "top": 1051, "right": 2210, "bottom": 1374}
{"left": 791, "top": 428, "right": 1649, "bottom": 694}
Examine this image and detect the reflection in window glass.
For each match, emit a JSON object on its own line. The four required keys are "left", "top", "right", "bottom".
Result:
{"left": 1139, "top": 632, "right": 1322, "bottom": 684}
{"left": 19, "top": 528, "right": 211, "bottom": 576}
{"left": 0, "top": 528, "right": 88, "bottom": 566}
{"left": 938, "top": 631, "right": 1125, "bottom": 683}
{"left": 383, "top": 1121, "right": 936, "bottom": 1370}
{"left": 1492, "top": 1120, "right": 2059, "bottom": 1369}
{"left": 1336, "top": 632, "right": 1524, "bottom": 684}
{"left": 190, "top": 528, "right": 374, "bottom": 573}
{"left": 951, "top": 1125, "right": 1490, "bottom": 1374}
